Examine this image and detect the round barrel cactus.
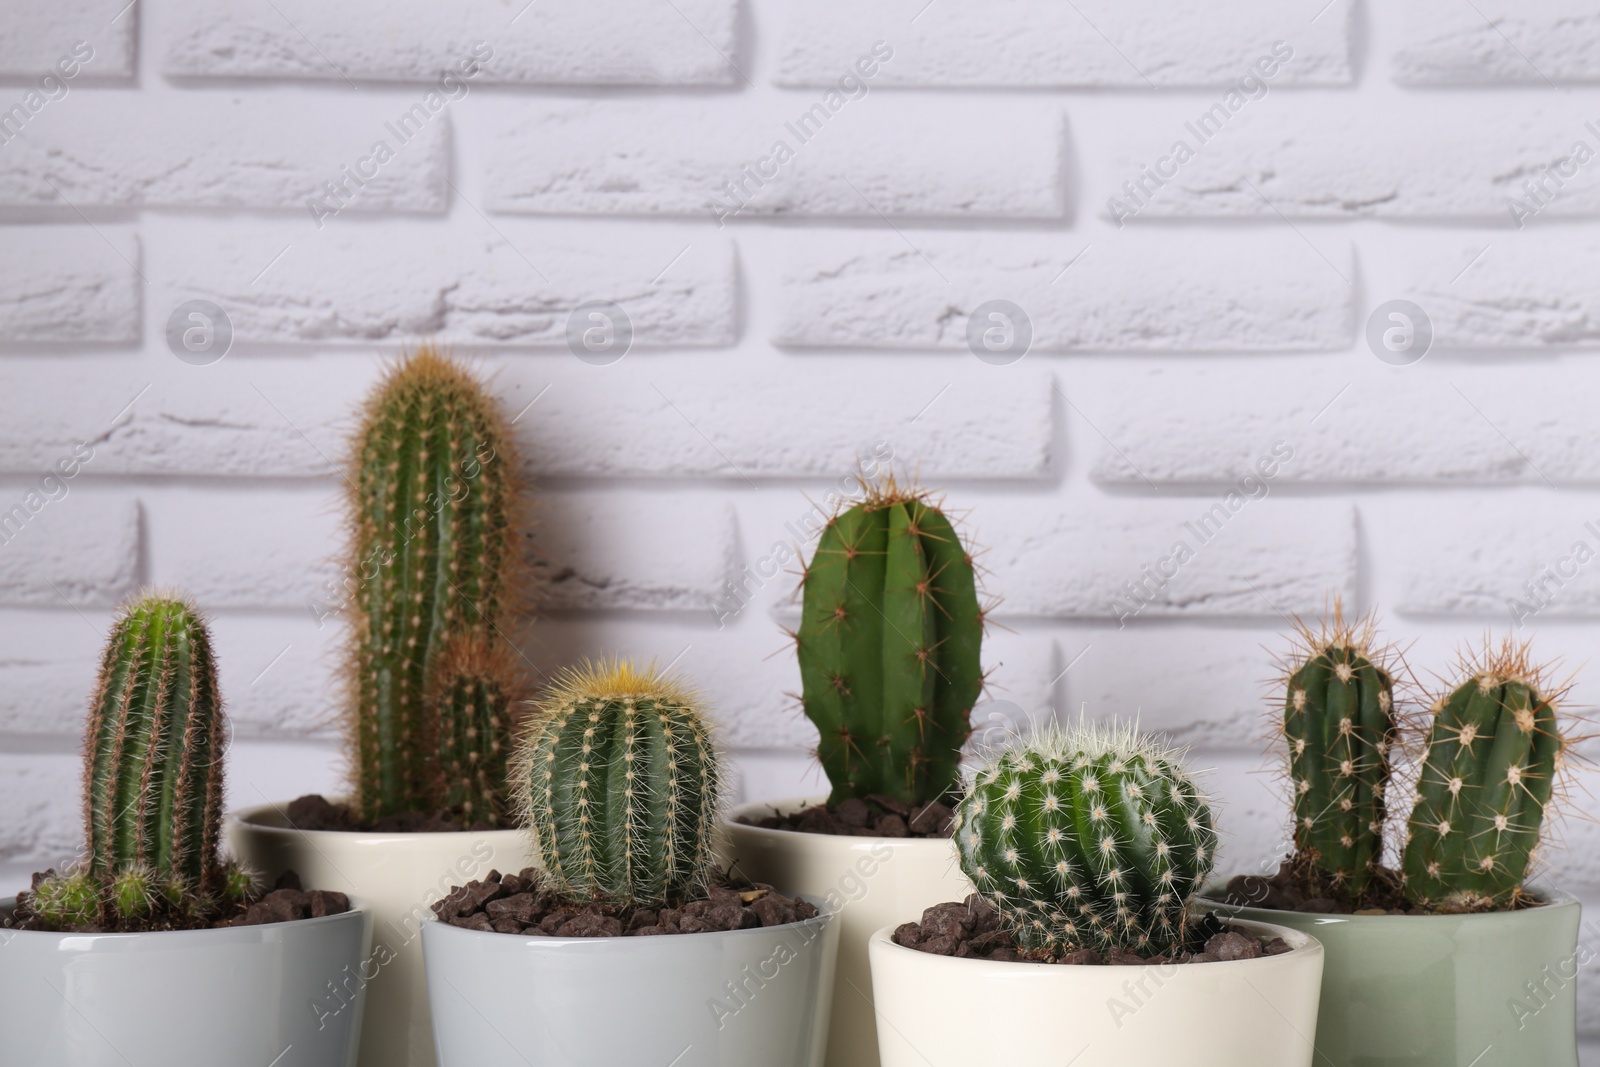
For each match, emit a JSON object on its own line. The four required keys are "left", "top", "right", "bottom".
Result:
{"left": 954, "top": 723, "right": 1217, "bottom": 956}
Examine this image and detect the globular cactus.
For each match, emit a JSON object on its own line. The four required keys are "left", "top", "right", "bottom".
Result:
{"left": 344, "top": 346, "right": 525, "bottom": 821}
{"left": 429, "top": 632, "right": 521, "bottom": 826}
{"left": 1403, "top": 641, "right": 1567, "bottom": 912}
{"left": 953, "top": 723, "right": 1218, "bottom": 957}
{"left": 796, "top": 477, "right": 984, "bottom": 808}
{"left": 514, "top": 660, "right": 721, "bottom": 909}
{"left": 1280, "top": 608, "right": 1399, "bottom": 898}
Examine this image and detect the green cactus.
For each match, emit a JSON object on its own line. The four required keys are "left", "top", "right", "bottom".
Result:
{"left": 1280, "top": 609, "right": 1399, "bottom": 898}
{"left": 513, "top": 660, "right": 721, "bottom": 909}
{"left": 953, "top": 723, "right": 1217, "bottom": 957}
{"left": 429, "top": 632, "right": 521, "bottom": 826}
{"left": 1403, "top": 641, "right": 1566, "bottom": 912}
{"left": 796, "top": 478, "right": 983, "bottom": 809}
{"left": 344, "top": 346, "right": 525, "bottom": 821}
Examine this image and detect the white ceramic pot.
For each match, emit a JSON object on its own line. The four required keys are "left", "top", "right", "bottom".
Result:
{"left": 867, "top": 916, "right": 1324, "bottom": 1067}
{"left": 0, "top": 896, "right": 369, "bottom": 1067}
{"left": 725, "top": 797, "right": 971, "bottom": 1067}
{"left": 227, "top": 802, "right": 533, "bottom": 1067}
{"left": 422, "top": 906, "right": 839, "bottom": 1066}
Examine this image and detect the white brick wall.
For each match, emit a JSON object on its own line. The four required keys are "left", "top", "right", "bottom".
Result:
{"left": 6, "top": 0, "right": 1600, "bottom": 1044}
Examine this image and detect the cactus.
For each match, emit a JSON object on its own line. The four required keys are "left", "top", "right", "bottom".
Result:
{"left": 344, "top": 346, "right": 525, "bottom": 821}
{"left": 796, "top": 478, "right": 984, "bottom": 809}
{"left": 513, "top": 660, "right": 721, "bottom": 909}
{"left": 429, "top": 632, "right": 521, "bottom": 826}
{"left": 953, "top": 723, "right": 1217, "bottom": 957}
{"left": 1280, "top": 608, "right": 1399, "bottom": 898}
{"left": 1403, "top": 641, "right": 1567, "bottom": 912}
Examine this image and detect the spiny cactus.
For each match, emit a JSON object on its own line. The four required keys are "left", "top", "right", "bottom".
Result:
{"left": 953, "top": 723, "right": 1217, "bottom": 957}
{"left": 429, "top": 631, "right": 521, "bottom": 826}
{"left": 513, "top": 660, "right": 721, "bottom": 909}
{"left": 344, "top": 346, "right": 525, "bottom": 821}
{"left": 1279, "top": 607, "right": 1399, "bottom": 898}
{"left": 1403, "top": 640, "right": 1568, "bottom": 912}
{"left": 796, "top": 477, "right": 984, "bottom": 808}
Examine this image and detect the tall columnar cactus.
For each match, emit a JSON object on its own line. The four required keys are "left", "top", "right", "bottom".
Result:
{"left": 796, "top": 479, "right": 983, "bottom": 808}
{"left": 1403, "top": 641, "right": 1566, "bottom": 912}
{"left": 1280, "top": 609, "right": 1399, "bottom": 898}
{"left": 953, "top": 724, "right": 1218, "bottom": 957}
{"left": 345, "top": 346, "right": 523, "bottom": 821}
{"left": 514, "top": 660, "right": 721, "bottom": 908}
{"left": 429, "top": 632, "right": 521, "bottom": 826}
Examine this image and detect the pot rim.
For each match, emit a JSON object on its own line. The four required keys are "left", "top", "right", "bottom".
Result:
{"left": 228, "top": 800, "right": 528, "bottom": 845}
{"left": 423, "top": 898, "right": 834, "bottom": 949}
{"left": 868, "top": 914, "right": 1321, "bottom": 973}
{"left": 0, "top": 892, "right": 368, "bottom": 943}
{"left": 1196, "top": 878, "right": 1580, "bottom": 921}
{"left": 728, "top": 795, "right": 955, "bottom": 848}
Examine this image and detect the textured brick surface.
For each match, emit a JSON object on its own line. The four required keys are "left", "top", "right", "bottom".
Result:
{"left": 162, "top": 0, "right": 740, "bottom": 85}
{"left": 1394, "top": 0, "right": 1600, "bottom": 85}
{"left": 0, "top": 496, "right": 139, "bottom": 608}
{"left": 0, "top": 0, "right": 134, "bottom": 79}
{"left": 0, "top": 227, "right": 140, "bottom": 344}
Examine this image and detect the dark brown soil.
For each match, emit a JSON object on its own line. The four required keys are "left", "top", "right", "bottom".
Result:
{"left": 1216, "top": 859, "right": 1545, "bottom": 916}
{"left": 739, "top": 795, "right": 955, "bottom": 839}
{"left": 434, "top": 868, "right": 819, "bottom": 937}
{"left": 3, "top": 869, "right": 351, "bottom": 933}
{"left": 284, "top": 794, "right": 508, "bottom": 834}
{"left": 892, "top": 895, "right": 1293, "bottom": 965}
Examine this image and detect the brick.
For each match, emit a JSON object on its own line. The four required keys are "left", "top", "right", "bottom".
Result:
{"left": 1394, "top": 0, "right": 1600, "bottom": 85}
{"left": 0, "top": 0, "right": 133, "bottom": 79}
{"left": 777, "top": 231, "right": 1350, "bottom": 351}
{"left": 155, "top": 221, "right": 734, "bottom": 347}
{"left": 1099, "top": 97, "right": 1600, "bottom": 220}
{"left": 0, "top": 612, "right": 101, "bottom": 735}
{"left": 0, "top": 496, "right": 138, "bottom": 608}
{"left": 1, "top": 94, "right": 447, "bottom": 212}
{"left": 1394, "top": 237, "right": 1600, "bottom": 348}
{"left": 775, "top": 0, "right": 1350, "bottom": 88}
{"left": 0, "top": 753, "right": 78, "bottom": 864}
{"left": 0, "top": 227, "right": 139, "bottom": 345}
{"left": 486, "top": 99, "right": 1064, "bottom": 220}
{"left": 977, "top": 499, "right": 1355, "bottom": 620}
{"left": 1087, "top": 361, "right": 1600, "bottom": 485}
{"left": 162, "top": 0, "right": 739, "bottom": 85}
{"left": 147, "top": 488, "right": 340, "bottom": 610}
{"left": 211, "top": 616, "right": 338, "bottom": 739}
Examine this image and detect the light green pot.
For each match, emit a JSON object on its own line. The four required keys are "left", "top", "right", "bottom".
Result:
{"left": 1201, "top": 888, "right": 1581, "bottom": 1067}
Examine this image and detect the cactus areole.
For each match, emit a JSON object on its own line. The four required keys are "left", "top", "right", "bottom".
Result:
{"left": 796, "top": 480, "right": 983, "bottom": 809}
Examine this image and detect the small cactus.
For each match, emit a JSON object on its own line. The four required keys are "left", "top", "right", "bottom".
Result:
{"left": 796, "top": 477, "right": 984, "bottom": 809}
{"left": 1403, "top": 640, "right": 1568, "bottom": 912}
{"left": 343, "top": 346, "right": 526, "bottom": 821}
{"left": 953, "top": 722, "right": 1217, "bottom": 957}
{"left": 513, "top": 660, "right": 721, "bottom": 909}
{"left": 1279, "top": 607, "right": 1399, "bottom": 898}
{"left": 429, "top": 632, "right": 522, "bottom": 826}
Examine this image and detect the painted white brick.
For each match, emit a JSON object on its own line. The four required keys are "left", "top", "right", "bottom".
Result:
{"left": 0, "top": 496, "right": 138, "bottom": 608}
{"left": 977, "top": 499, "right": 1355, "bottom": 620}
{"left": 1100, "top": 96, "right": 1600, "bottom": 221}
{"left": 212, "top": 616, "right": 339, "bottom": 739}
{"left": 486, "top": 99, "right": 1064, "bottom": 220}
{"left": 0, "top": 753, "right": 78, "bottom": 864}
{"left": 1396, "top": 236, "right": 1600, "bottom": 349}
{"left": 148, "top": 489, "right": 340, "bottom": 610}
{"left": 0, "top": 0, "right": 133, "bottom": 79}
{"left": 0, "top": 227, "right": 139, "bottom": 345}
{"left": 775, "top": 0, "right": 1350, "bottom": 88}
{"left": 777, "top": 231, "right": 1351, "bottom": 352}
{"left": 163, "top": 0, "right": 738, "bottom": 86}
{"left": 1394, "top": 0, "right": 1600, "bottom": 85}
{"left": 157, "top": 221, "right": 734, "bottom": 347}
{"left": 1, "top": 94, "right": 447, "bottom": 212}
{"left": 1088, "top": 360, "right": 1600, "bottom": 485}
{"left": 0, "top": 612, "right": 102, "bottom": 735}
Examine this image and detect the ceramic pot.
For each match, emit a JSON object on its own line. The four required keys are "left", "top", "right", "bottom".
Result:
{"left": 0, "top": 896, "right": 369, "bottom": 1067}
{"left": 1201, "top": 887, "right": 1581, "bottom": 1067}
{"left": 724, "top": 797, "right": 971, "bottom": 1067}
{"left": 422, "top": 905, "right": 838, "bottom": 1066}
{"left": 867, "top": 915, "right": 1324, "bottom": 1067}
{"left": 227, "top": 802, "right": 533, "bottom": 1067}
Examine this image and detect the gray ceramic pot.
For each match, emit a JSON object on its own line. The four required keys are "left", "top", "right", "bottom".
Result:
{"left": 422, "top": 907, "right": 838, "bottom": 1066}
{"left": 0, "top": 896, "right": 371, "bottom": 1067}
{"left": 1201, "top": 887, "right": 1581, "bottom": 1067}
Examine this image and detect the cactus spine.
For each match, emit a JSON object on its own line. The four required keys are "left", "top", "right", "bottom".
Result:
{"left": 796, "top": 478, "right": 983, "bottom": 808}
{"left": 345, "top": 346, "right": 524, "bottom": 821}
{"left": 514, "top": 660, "right": 722, "bottom": 908}
{"left": 953, "top": 724, "right": 1217, "bottom": 957}
{"left": 1281, "top": 609, "right": 1398, "bottom": 898}
{"left": 1403, "top": 641, "right": 1566, "bottom": 911}
{"left": 429, "top": 632, "right": 520, "bottom": 826}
